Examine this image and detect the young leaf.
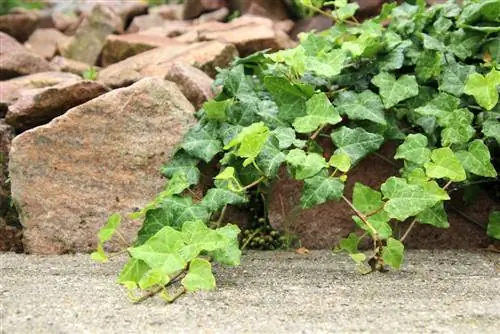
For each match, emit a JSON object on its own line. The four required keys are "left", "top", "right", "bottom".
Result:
{"left": 286, "top": 149, "right": 328, "bottom": 180}
{"left": 305, "top": 49, "right": 347, "bottom": 78}
{"left": 328, "top": 152, "right": 351, "bottom": 173}
{"left": 272, "top": 127, "right": 297, "bottom": 149}
{"left": 293, "top": 93, "right": 342, "bottom": 133}
{"left": 394, "top": 133, "right": 431, "bottom": 165}
{"left": 416, "top": 202, "right": 449, "bottom": 228}
{"left": 182, "top": 123, "right": 222, "bottom": 163}
{"left": 300, "top": 175, "right": 344, "bottom": 208}
{"left": 225, "top": 122, "right": 270, "bottom": 167}
{"left": 464, "top": 68, "right": 500, "bottom": 110}
{"left": 414, "top": 93, "right": 460, "bottom": 119}
{"left": 487, "top": 211, "right": 500, "bottom": 240}
{"left": 424, "top": 147, "right": 466, "bottom": 182}
{"left": 138, "top": 268, "right": 170, "bottom": 290}
{"left": 371, "top": 72, "right": 419, "bottom": 108}
{"left": 336, "top": 233, "right": 362, "bottom": 254}
{"left": 455, "top": 140, "right": 497, "bottom": 178}
{"left": 117, "top": 258, "right": 150, "bottom": 286}
{"left": 182, "top": 258, "right": 216, "bottom": 292}
{"left": 382, "top": 238, "right": 404, "bottom": 269}
{"left": 334, "top": 90, "right": 387, "bottom": 125}
{"left": 333, "top": 2, "right": 359, "bottom": 20}
{"left": 331, "top": 126, "right": 384, "bottom": 164}
{"left": 352, "top": 216, "right": 392, "bottom": 240}
{"left": 97, "top": 213, "right": 122, "bottom": 244}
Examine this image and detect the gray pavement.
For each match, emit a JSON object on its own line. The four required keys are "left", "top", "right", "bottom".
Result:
{"left": 1, "top": 250, "right": 499, "bottom": 334}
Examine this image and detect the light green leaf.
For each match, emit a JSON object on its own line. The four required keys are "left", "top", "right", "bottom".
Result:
{"left": 182, "top": 258, "right": 216, "bottom": 292}
{"left": 117, "top": 259, "right": 150, "bottom": 286}
{"left": 328, "top": 152, "right": 351, "bottom": 173}
{"left": 487, "top": 211, "right": 500, "bottom": 239}
{"left": 286, "top": 149, "right": 328, "bottom": 180}
{"left": 350, "top": 253, "right": 366, "bottom": 264}
{"left": 165, "top": 172, "right": 190, "bottom": 197}
{"left": 336, "top": 233, "right": 362, "bottom": 254}
{"left": 455, "top": 140, "right": 497, "bottom": 178}
{"left": 272, "top": 127, "right": 297, "bottom": 149}
{"left": 90, "top": 244, "right": 108, "bottom": 263}
{"left": 200, "top": 188, "right": 248, "bottom": 212}
{"left": 128, "top": 245, "right": 187, "bottom": 273}
{"left": 97, "top": 213, "right": 121, "bottom": 243}
{"left": 352, "top": 216, "right": 392, "bottom": 240}
{"left": 182, "top": 123, "right": 222, "bottom": 163}
{"left": 300, "top": 175, "right": 344, "bottom": 208}
{"left": 161, "top": 152, "right": 200, "bottom": 186}
{"left": 424, "top": 147, "right": 466, "bottom": 182}
{"left": 352, "top": 183, "right": 390, "bottom": 224}
{"left": 421, "top": 33, "right": 445, "bottom": 51}
{"left": 331, "top": 126, "right": 384, "bottom": 164}
{"left": 334, "top": 2, "right": 359, "bottom": 20}
{"left": 305, "top": 49, "right": 347, "bottom": 78}
{"left": 293, "top": 93, "right": 342, "bottom": 133}
{"left": 382, "top": 238, "right": 404, "bottom": 269}
{"left": 335, "top": 90, "right": 387, "bottom": 125}
{"left": 464, "top": 68, "right": 500, "bottom": 110}
{"left": 225, "top": 122, "right": 270, "bottom": 167}
{"left": 204, "top": 99, "right": 233, "bottom": 121}
{"left": 414, "top": 93, "right": 460, "bottom": 119}
{"left": 371, "top": 72, "right": 419, "bottom": 108}
{"left": 416, "top": 202, "right": 449, "bottom": 228}
{"left": 138, "top": 268, "right": 170, "bottom": 290}
{"left": 267, "top": 45, "right": 306, "bottom": 76}
{"left": 394, "top": 134, "right": 431, "bottom": 165}
{"left": 210, "top": 224, "right": 241, "bottom": 266}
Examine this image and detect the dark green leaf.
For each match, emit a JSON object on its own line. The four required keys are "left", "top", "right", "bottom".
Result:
{"left": 331, "top": 126, "right": 384, "bottom": 164}
{"left": 300, "top": 175, "right": 344, "bottom": 208}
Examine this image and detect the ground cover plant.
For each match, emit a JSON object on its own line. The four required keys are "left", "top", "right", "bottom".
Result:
{"left": 94, "top": 0, "right": 500, "bottom": 302}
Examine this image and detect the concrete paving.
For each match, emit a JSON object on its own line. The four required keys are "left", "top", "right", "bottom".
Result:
{"left": 0, "top": 250, "right": 499, "bottom": 334}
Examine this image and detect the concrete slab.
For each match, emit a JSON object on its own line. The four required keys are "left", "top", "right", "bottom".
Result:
{"left": 1, "top": 250, "right": 499, "bottom": 333}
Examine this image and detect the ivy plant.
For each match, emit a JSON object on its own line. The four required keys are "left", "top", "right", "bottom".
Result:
{"left": 94, "top": 0, "right": 500, "bottom": 302}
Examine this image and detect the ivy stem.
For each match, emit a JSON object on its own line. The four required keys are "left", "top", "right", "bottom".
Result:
{"left": 311, "top": 124, "right": 326, "bottom": 141}
{"left": 214, "top": 205, "right": 228, "bottom": 228}
{"left": 242, "top": 176, "right": 266, "bottom": 191}
{"left": 106, "top": 249, "right": 129, "bottom": 259}
{"left": 342, "top": 195, "right": 379, "bottom": 238}
{"left": 166, "top": 287, "right": 186, "bottom": 303}
{"left": 133, "top": 268, "right": 187, "bottom": 304}
{"left": 366, "top": 205, "right": 385, "bottom": 218}
{"left": 115, "top": 230, "right": 129, "bottom": 247}
{"left": 241, "top": 227, "right": 262, "bottom": 250}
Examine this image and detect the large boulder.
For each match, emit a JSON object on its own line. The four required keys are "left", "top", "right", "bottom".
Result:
{"left": 49, "top": 56, "right": 95, "bottom": 76}
{"left": 149, "top": 4, "right": 184, "bottom": 20}
{"left": 182, "top": 0, "right": 227, "bottom": 20}
{"left": 126, "top": 14, "right": 167, "bottom": 33}
{"left": 5, "top": 79, "right": 110, "bottom": 132}
{"left": 0, "top": 10, "right": 39, "bottom": 42}
{"left": 0, "top": 32, "right": 53, "bottom": 80}
{"left": 9, "top": 77, "right": 197, "bottom": 254}
{"left": 59, "top": 4, "right": 123, "bottom": 65}
{"left": 24, "top": 28, "right": 70, "bottom": 60}
{"left": 98, "top": 41, "right": 237, "bottom": 88}
{"left": 229, "top": 0, "right": 290, "bottom": 20}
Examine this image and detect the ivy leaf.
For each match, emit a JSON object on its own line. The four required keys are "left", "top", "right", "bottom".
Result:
{"left": 200, "top": 188, "right": 248, "bottom": 212}
{"left": 414, "top": 93, "right": 460, "bottom": 119}
{"left": 415, "top": 50, "right": 442, "bottom": 82}
{"left": 182, "top": 258, "right": 216, "bottom": 292}
{"left": 336, "top": 233, "right": 362, "bottom": 254}
{"left": 272, "top": 127, "right": 304, "bottom": 149}
{"left": 331, "top": 126, "right": 384, "bottom": 164}
{"left": 165, "top": 172, "right": 190, "bottom": 197}
{"left": 487, "top": 211, "right": 500, "bottom": 239}
{"left": 97, "top": 213, "right": 121, "bottom": 244}
{"left": 293, "top": 93, "right": 342, "bottom": 133}
{"left": 286, "top": 149, "right": 328, "bottom": 180}
{"left": 204, "top": 99, "right": 233, "bottom": 121}
{"left": 182, "top": 122, "right": 222, "bottom": 163}
{"left": 416, "top": 202, "right": 449, "bottom": 228}
{"left": 482, "top": 119, "right": 500, "bottom": 144}
{"left": 267, "top": 45, "right": 306, "bottom": 77}
{"left": 421, "top": 33, "right": 445, "bottom": 52}
{"left": 328, "top": 152, "right": 351, "bottom": 173}
{"left": 333, "top": 2, "right": 359, "bottom": 20}
{"left": 455, "top": 140, "right": 497, "bottom": 178}
{"left": 381, "top": 177, "right": 441, "bottom": 221}
{"left": 117, "top": 259, "right": 149, "bottom": 286}
{"left": 352, "top": 183, "right": 391, "bottom": 238}
{"left": 224, "top": 122, "right": 270, "bottom": 167}
{"left": 161, "top": 152, "right": 200, "bottom": 186}
{"left": 305, "top": 49, "right": 347, "bottom": 78}
{"left": 352, "top": 216, "right": 392, "bottom": 240}
{"left": 334, "top": 90, "right": 387, "bottom": 125}
{"left": 256, "top": 136, "right": 286, "bottom": 178}
{"left": 394, "top": 133, "right": 431, "bottom": 165}
{"left": 264, "top": 76, "right": 313, "bottom": 123}
{"left": 371, "top": 72, "right": 419, "bottom": 108}
{"left": 138, "top": 268, "right": 170, "bottom": 290}
{"left": 180, "top": 220, "right": 228, "bottom": 261}
{"left": 382, "top": 238, "right": 404, "bottom": 269}
{"left": 210, "top": 224, "right": 241, "bottom": 266}
{"left": 447, "top": 29, "right": 483, "bottom": 60}
{"left": 300, "top": 175, "right": 344, "bottom": 209}
{"left": 439, "top": 63, "right": 476, "bottom": 97}
{"left": 129, "top": 245, "right": 186, "bottom": 274}
{"left": 424, "top": 147, "right": 466, "bottom": 182}
{"left": 464, "top": 68, "right": 500, "bottom": 110}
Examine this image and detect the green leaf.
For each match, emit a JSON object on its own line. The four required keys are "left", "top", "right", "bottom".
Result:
{"left": 224, "top": 122, "right": 270, "bottom": 167}
{"left": 200, "top": 188, "right": 248, "bottom": 212}
{"left": 181, "top": 220, "right": 227, "bottom": 255}
{"left": 264, "top": 76, "right": 313, "bottom": 123}
{"left": 394, "top": 134, "right": 431, "bottom": 165}
{"left": 305, "top": 49, "right": 347, "bottom": 78}
{"left": 267, "top": 45, "right": 306, "bottom": 77}
{"left": 483, "top": 38, "right": 500, "bottom": 64}
{"left": 300, "top": 175, "right": 344, "bottom": 209}
{"left": 204, "top": 99, "right": 233, "bottom": 121}
{"left": 414, "top": 93, "right": 460, "bottom": 119}
{"left": 293, "top": 93, "right": 342, "bottom": 133}
{"left": 464, "top": 68, "right": 500, "bottom": 110}
{"left": 371, "top": 72, "right": 419, "bottom": 108}
{"left": 352, "top": 183, "right": 391, "bottom": 238}
{"left": 129, "top": 245, "right": 186, "bottom": 274}
{"left": 210, "top": 224, "right": 241, "bottom": 266}
{"left": 331, "top": 126, "right": 384, "bottom": 164}
{"left": 382, "top": 238, "right": 404, "bottom": 269}
{"left": 286, "top": 149, "right": 328, "bottom": 180}
{"left": 117, "top": 259, "right": 150, "bottom": 286}
{"left": 424, "top": 147, "right": 466, "bottom": 182}
{"left": 328, "top": 152, "right": 351, "bottom": 173}
{"left": 421, "top": 33, "right": 445, "bottom": 52}
{"left": 334, "top": 2, "right": 359, "bottom": 20}
{"left": 334, "top": 90, "right": 387, "bottom": 125}
{"left": 256, "top": 136, "right": 286, "bottom": 178}
{"left": 138, "top": 268, "right": 170, "bottom": 290}
{"left": 165, "top": 172, "right": 190, "bottom": 197}
{"left": 415, "top": 50, "right": 442, "bottom": 82}
{"left": 182, "top": 258, "right": 216, "bottom": 292}
{"left": 381, "top": 177, "right": 441, "bottom": 221}
{"left": 455, "top": 140, "right": 497, "bottom": 178}
{"left": 447, "top": 29, "right": 484, "bottom": 60}
{"left": 416, "top": 202, "right": 449, "bottom": 228}
{"left": 483, "top": 119, "right": 500, "bottom": 144}
{"left": 97, "top": 213, "right": 121, "bottom": 244}
{"left": 182, "top": 122, "right": 222, "bottom": 163}
{"left": 272, "top": 127, "right": 304, "bottom": 149}
{"left": 352, "top": 216, "right": 392, "bottom": 240}
{"left": 161, "top": 152, "right": 200, "bottom": 186}
{"left": 337, "top": 233, "right": 362, "bottom": 254}
{"left": 487, "top": 211, "right": 500, "bottom": 239}
{"left": 90, "top": 244, "right": 108, "bottom": 263}
{"left": 439, "top": 63, "right": 475, "bottom": 97}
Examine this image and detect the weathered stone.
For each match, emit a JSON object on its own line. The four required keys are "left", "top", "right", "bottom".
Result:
{"left": 0, "top": 71, "right": 81, "bottom": 112}
{"left": 60, "top": 4, "right": 123, "bottom": 65}
{"left": 0, "top": 10, "right": 39, "bottom": 42}
{"left": 229, "top": 0, "right": 289, "bottom": 20}
{"left": 0, "top": 32, "right": 53, "bottom": 80}
{"left": 5, "top": 79, "right": 110, "bottom": 132}
{"left": 98, "top": 41, "right": 237, "bottom": 88}
{"left": 9, "top": 77, "right": 196, "bottom": 254}
{"left": 75, "top": 0, "right": 148, "bottom": 27}
{"left": 149, "top": 4, "right": 184, "bottom": 20}
{"left": 182, "top": 0, "right": 227, "bottom": 20}
{"left": 126, "top": 14, "right": 166, "bottom": 34}
{"left": 290, "top": 15, "right": 333, "bottom": 40}
{"left": 24, "top": 28, "right": 70, "bottom": 60}
{"left": 137, "top": 21, "right": 192, "bottom": 38}
{"left": 165, "top": 62, "right": 215, "bottom": 109}
{"left": 356, "top": 0, "right": 386, "bottom": 20}
{"left": 193, "top": 7, "right": 229, "bottom": 24}
{"left": 49, "top": 56, "right": 96, "bottom": 76}
{"left": 101, "top": 34, "right": 182, "bottom": 67}
{"left": 51, "top": 11, "right": 82, "bottom": 34}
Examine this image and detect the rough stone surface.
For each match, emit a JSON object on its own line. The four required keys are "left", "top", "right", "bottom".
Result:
{"left": 193, "top": 7, "right": 230, "bottom": 24}
{"left": 59, "top": 4, "right": 123, "bottom": 65}
{"left": 98, "top": 41, "right": 238, "bottom": 88}
{"left": 233, "top": 0, "right": 290, "bottom": 20}
{"left": 137, "top": 21, "right": 192, "bottom": 38}
{"left": 51, "top": 11, "right": 82, "bottom": 34}
{"left": 49, "top": 56, "right": 95, "bottom": 76}
{"left": 182, "top": 0, "right": 227, "bottom": 20}
{"left": 1, "top": 251, "right": 499, "bottom": 333}
{"left": 149, "top": 4, "right": 184, "bottom": 20}
{"left": 24, "top": 28, "right": 70, "bottom": 60}
{"left": 0, "top": 11, "right": 39, "bottom": 42}
{"left": 165, "top": 62, "right": 215, "bottom": 109}
{"left": 101, "top": 34, "right": 182, "bottom": 67}
{"left": 0, "top": 72, "right": 82, "bottom": 113}
{"left": 8, "top": 78, "right": 196, "bottom": 254}
{"left": 290, "top": 15, "right": 333, "bottom": 40}
{"left": 126, "top": 14, "right": 167, "bottom": 34}
{"left": 0, "top": 32, "right": 53, "bottom": 80}
{"left": 5, "top": 80, "right": 110, "bottom": 132}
